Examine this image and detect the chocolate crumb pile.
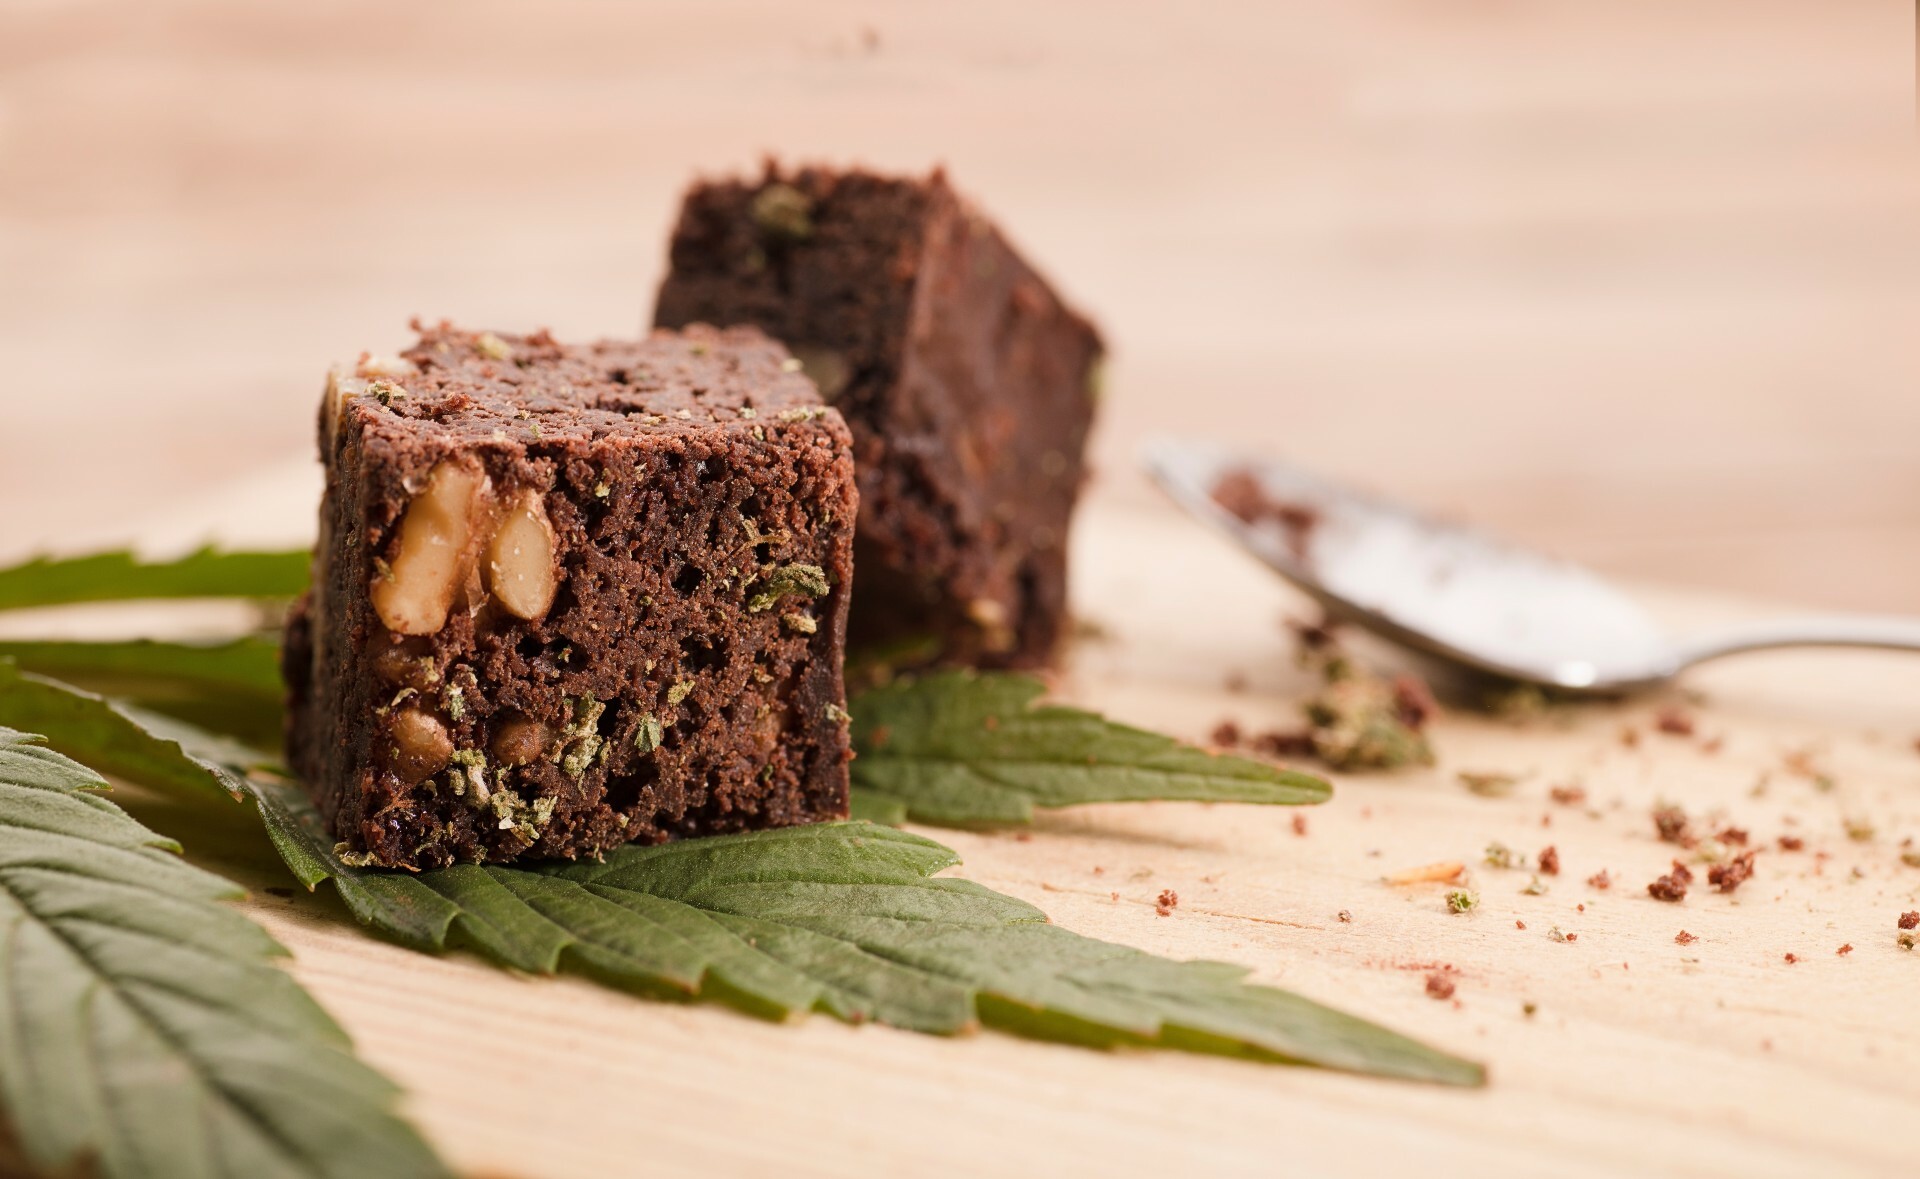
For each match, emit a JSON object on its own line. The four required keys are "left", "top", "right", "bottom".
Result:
{"left": 1647, "top": 860, "right": 1693, "bottom": 903}
{"left": 1209, "top": 620, "right": 1437, "bottom": 772}
{"left": 1707, "top": 850, "right": 1757, "bottom": 894}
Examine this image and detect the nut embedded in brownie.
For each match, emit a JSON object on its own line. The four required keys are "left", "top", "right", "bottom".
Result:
{"left": 654, "top": 162, "right": 1104, "bottom": 669}
{"left": 282, "top": 321, "right": 857, "bottom": 868}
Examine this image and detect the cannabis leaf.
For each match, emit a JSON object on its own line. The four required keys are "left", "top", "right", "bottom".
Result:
{"left": 848, "top": 671, "right": 1330, "bottom": 825}
{"left": 0, "top": 727, "right": 447, "bottom": 1179}
{"left": 3, "top": 670, "right": 1478, "bottom": 1086}
{"left": 0, "top": 547, "right": 308, "bottom": 613}
{"left": 0, "top": 659, "right": 257, "bottom": 802}
{"left": 247, "top": 782, "right": 1479, "bottom": 1087}
{"left": 0, "top": 637, "right": 285, "bottom": 749}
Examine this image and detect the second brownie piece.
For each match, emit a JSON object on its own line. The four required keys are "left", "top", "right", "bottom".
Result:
{"left": 655, "top": 163, "right": 1104, "bottom": 669}
{"left": 283, "top": 322, "right": 856, "bottom": 868}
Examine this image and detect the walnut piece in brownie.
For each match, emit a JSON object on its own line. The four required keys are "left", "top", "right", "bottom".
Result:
{"left": 283, "top": 322, "right": 857, "bottom": 868}
{"left": 655, "top": 162, "right": 1104, "bottom": 669}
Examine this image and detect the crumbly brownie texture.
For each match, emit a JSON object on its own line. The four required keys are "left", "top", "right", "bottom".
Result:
{"left": 654, "top": 162, "right": 1104, "bottom": 668}
{"left": 283, "top": 322, "right": 857, "bottom": 868}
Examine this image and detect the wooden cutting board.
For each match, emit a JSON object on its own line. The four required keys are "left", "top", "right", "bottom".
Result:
{"left": 91, "top": 491, "right": 1915, "bottom": 1179}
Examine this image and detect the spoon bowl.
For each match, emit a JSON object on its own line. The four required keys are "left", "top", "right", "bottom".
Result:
{"left": 1143, "top": 439, "right": 1920, "bottom": 694}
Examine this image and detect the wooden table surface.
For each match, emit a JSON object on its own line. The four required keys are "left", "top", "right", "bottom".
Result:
{"left": 4, "top": 3, "right": 1920, "bottom": 1176}
{"left": 85, "top": 496, "right": 1916, "bottom": 1179}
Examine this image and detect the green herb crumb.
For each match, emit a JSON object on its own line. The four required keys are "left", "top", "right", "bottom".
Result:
{"left": 634, "top": 713, "right": 664, "bottom": 755}
{"left": 748, "top": 563, "right": 830, "bottom": 613}
{"left": 446, "top": 748, "right": 490, "bottom": 804}
{"left": 553, "top": 695, "right": 606, "bottom": 778}
{"left": 1459, "top": 771, "right": 1522, "bottom": 798}
{"left": 1445, "top": 889, "right": 1478, "bottom": 914}
{"left": 333, "top": 843, "right": 382, "bottom": 868}
{"left": 751, "top": 182, "right": 814, "bottom": 241}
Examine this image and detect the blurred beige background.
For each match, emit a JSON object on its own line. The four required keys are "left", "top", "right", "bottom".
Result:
{"left": 3, "top": 0, "right": 1917, "bottom": 610}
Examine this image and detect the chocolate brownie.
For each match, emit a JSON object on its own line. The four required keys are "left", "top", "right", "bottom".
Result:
{"left": 283, "top": 321, "right": 857, "bottom": 868}
{"left": 654, "top": 163, "right": 1103, "bottom": 668}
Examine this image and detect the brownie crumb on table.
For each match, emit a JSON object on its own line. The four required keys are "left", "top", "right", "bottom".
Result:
{"left": 284, "top": 322, "right": 857, "bottom": 868}
{"left": 1707, "top": 850, "right": 1758, "bottom": 894}
{"left": 1424, "top": 972, "right": 1456, "bottom": 1000}
{"left": 1155, "top": 889, "right": 1179, "bottom": 916}
{"left": 1550, "top": 783, "right": 1588, "bottom": 807}
{"left": 1587, "top": 869, "right": 1613, "bottom": 890}
{"left": 1537, "top": 845, "right": 1561, "bottom": 876}
{"left": 655, "top": 162, "right": 1103, "bottom": 670}
{"left": 1674, "top": 930, "right": 1698, "bottom": 945}
{"left": 1899, "top": 911, "right": 1920, "bottom": 930}
{"left": 1654, "top": 706, "right": 1696, "bottom": 737}
{"left": 1647, "top": 860, "right": 1691, "bottom": 903}
{"left": 1652, "top": 803, "right": 1694, "bottom": 847}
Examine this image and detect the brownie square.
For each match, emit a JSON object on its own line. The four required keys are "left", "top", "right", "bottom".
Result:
{"left": 282, "top": 321, "right": 856, "bottom": 868}
{"left": 654, "top": 163, "right": 1103, "bottom": 669}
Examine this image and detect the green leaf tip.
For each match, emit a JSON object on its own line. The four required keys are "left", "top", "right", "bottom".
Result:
{"left": 848, "top": 670, "right": 1332, "bottom": 826}
{"left": 0, "top": 726, "right": 450, "bottom": 1179}
{"left": 0, "top": 659, "right": 256, "bottom": 802}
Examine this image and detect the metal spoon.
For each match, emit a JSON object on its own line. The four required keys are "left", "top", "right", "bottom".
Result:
{"left": 1143, "top": 439, "right": 1920, "bottom": 694}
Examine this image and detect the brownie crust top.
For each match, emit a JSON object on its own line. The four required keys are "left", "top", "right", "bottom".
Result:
{"left": 334, "top": 320, "right": 832, "bottom": 451}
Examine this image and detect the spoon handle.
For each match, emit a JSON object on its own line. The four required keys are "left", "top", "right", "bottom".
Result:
{"left": 1674, "top": 614, "right": 1920, "bottom": 669}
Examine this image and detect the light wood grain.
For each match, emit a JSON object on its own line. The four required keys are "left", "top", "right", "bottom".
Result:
{"left": 97, "top": 497, "right": 1913, "bottom": 1179}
